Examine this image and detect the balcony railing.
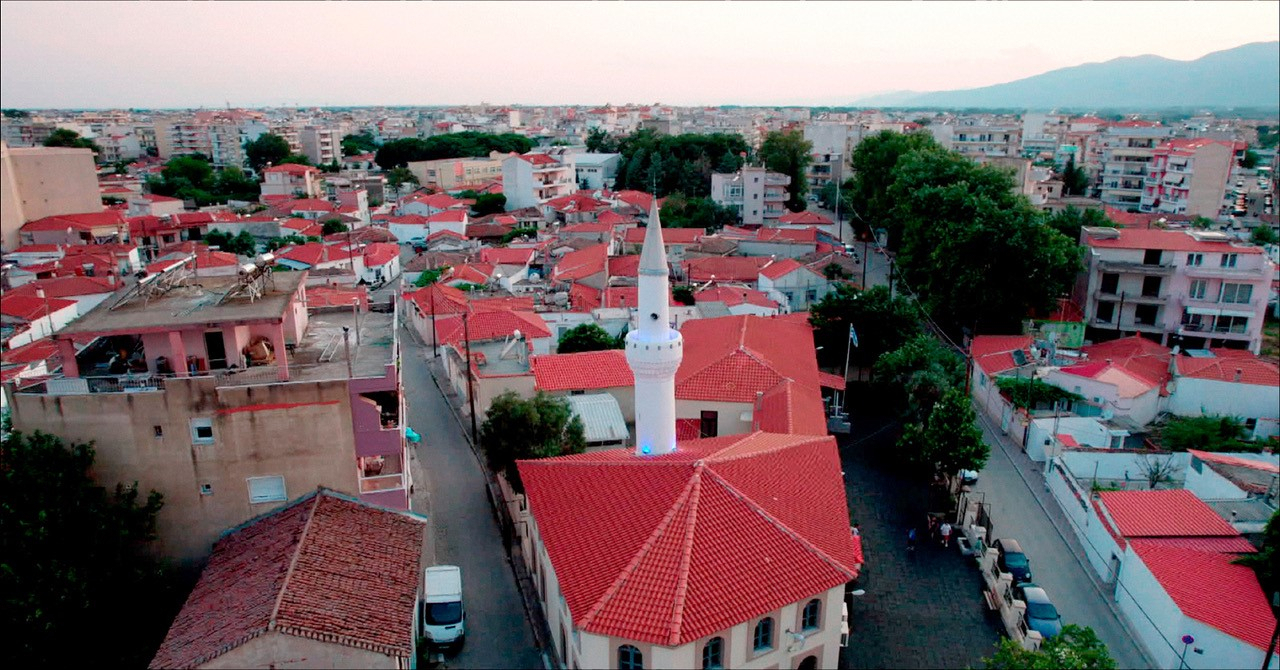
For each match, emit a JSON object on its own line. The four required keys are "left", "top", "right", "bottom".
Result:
{"left": 1097, "top": 260, "right": 1174, "bottom": 275}
{"left": 359, "top": 472, "right": 407, "bottom": 493}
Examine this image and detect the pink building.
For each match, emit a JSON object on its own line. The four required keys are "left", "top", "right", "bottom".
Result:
{"left": 1080, "top": 227, "right": 1275, "bottom": 354}
{"left": 260, "top": 163, "right": 323, "bottom": 199}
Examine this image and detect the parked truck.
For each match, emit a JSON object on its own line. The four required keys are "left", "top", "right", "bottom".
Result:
{"left": 420, "top": 565, "right": 465, "bottom": 648}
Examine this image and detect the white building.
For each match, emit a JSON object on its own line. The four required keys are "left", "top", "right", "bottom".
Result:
{"left": 502, "top": 153, "right": 576, "bottom": 211}
{"left": 711, "top": 166, "right": 790, "bottom": 226}
{"left": 568, "top": 153, "right": 621, "bottom": 190}
{"left": 1167, "top": 350, "right": 1280, "bottom": 442}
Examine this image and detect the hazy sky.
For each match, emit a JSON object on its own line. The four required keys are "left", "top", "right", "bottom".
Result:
{"left": 2, "top": 1, "right": 1277, "bottom": 109}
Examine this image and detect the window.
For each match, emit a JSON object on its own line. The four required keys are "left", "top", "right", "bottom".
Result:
{"left": 805, "top": 289, "right": 818, "bottom": 302}
{"left": 246, "top": 475, "right": 287, "bottom": 504}
{"left": 1142, "top": 249, "right": 1163, "bottom": 265}
{"left": 1100, "top": 273, "right": 1119, "bottom": 294}
{"left": 1188, "top": 279, "right": 1207, "bottom": 300}
{"left": 1215, "top": 315, "right": 1249, "bottom": 334}
{"left": 802, "top": 599, "right": 822, "bottom": 630}
{"left": 702, "top": 637, "right": 724, "bottom": 670}
{"left": 1141, "top": 276, "right": 1161, "bottom": 297}
{"left": 1220, "top": 283, "right": 1252, "bottom": 304}
{"left": 1133, "top": 304, "right": 1159, "bottom": 326}
{"left": 153, "top": 425, "right": 164, "bottom": 438}
{"left": 190, "top": 418, "right": 214, "bottom": 444}
{"left": 1220, "top": 253, "right": 1238, "bottom": 268}
{"left": 700, "top": 411, "right": 718, "bottom": 439}
{"left": 1096, "top": 301, "right": 1116, "bottom": 323}
{"left": 199, "top": 483, "right": 213, "bottom": 496}
{"left": 1187, "top": 253, "right": 1203, "bottom": 266}
{"left": 618, "top": 645, "right": 643, "bottom": 670}
{"left": 753, "top": 616, "right": 774, "bottom": 652}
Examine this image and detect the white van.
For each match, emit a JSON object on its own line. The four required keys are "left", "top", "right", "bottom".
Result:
{"left": 420, "top": 565, "right": 465, "bottom": 648}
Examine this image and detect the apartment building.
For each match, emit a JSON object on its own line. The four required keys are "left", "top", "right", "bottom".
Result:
{"left": 1021, "top": 113, "right": 1070, "bottom": 158}
{"left": 711, "top": 166, "right": 791, "bottom": 226}
{"left": 299, "top": 125, "right": 342, "bottom": 166}
{"left": 930, "top": 122, "right": 1022, "bottom": 158}
{"left": 1140, "top": 138, "right": 1246, "bottom": 218}
{"left": 0, "top": 120, "right": 57, "bottom": 147}
{"left": 1, "top": 142, "right": 104, "bottom": 251}
{"left": 153, "top": 115, "right": 249, "bottom": 168}
{"left": 407, "top": 155, "right": 504, "bottom": 191}
{"left": 502, "top": 152, "right": 575, "bottom": 210}
{"left": 2, "top": 265, "right": 411, "bottom": 563}
{"left": 1096, "top": 123, "right": 1176, "bottom": 211}
{"left": 1080, "top": 227, "right": 1275, "bottom": 354}
{"left": 803, "top": 122, "right": 858, "bottom": 192}
{"left": 260, "top": 163, "right": 324, "bottom": 198}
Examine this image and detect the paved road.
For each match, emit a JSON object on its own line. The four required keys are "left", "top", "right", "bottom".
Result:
{"left": 402, "top": 329, "right": 543, "bottom": 669}
{"left": 968, "top": 416, "right": 1153, "bottom": 669}
{"left": 837, "top": 418, "right": 1002, "bottom": 669}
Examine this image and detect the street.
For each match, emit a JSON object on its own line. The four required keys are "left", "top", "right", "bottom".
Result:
{"left": 968, "top": 415, "right": 1153, "bottom": 669}
{"left": 401, "top": 327, "right": 543, "bottom": 669}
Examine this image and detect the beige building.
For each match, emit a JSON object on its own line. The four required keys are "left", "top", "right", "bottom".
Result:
{"left": 4, "top": 267, "right": 412, "bottom": 563}
{"left": 1140, "top": 138, "right": 1244, "bottom": 218}
{"left": 407, "top": 156, "right": 504, "bottom": 191}
{"left": 711, "top": 166, "right": 791, "bottom": 226}
{"left": 299, "top": 126, "right": 342, "bottom": 166}
{"left": 1, "top": 141, "right": 104, "bottom": 251}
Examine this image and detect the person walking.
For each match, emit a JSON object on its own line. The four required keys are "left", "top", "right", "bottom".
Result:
{"left": 940, "top": 521, "right": 953, "bottom": 548}
{"left": 851, "top": 523, "right": 861, "bottom": 537}
{"left": 906, "top": 527, "right": 917, "bottom": 556}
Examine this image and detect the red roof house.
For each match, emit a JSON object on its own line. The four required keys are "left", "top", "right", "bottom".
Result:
{"left": 531, "top": 349, "right": 634, "bottom": 392}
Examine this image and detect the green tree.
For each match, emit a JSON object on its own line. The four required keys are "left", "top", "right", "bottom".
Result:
{"left": 1061, "top": 154, "right": 1091, "bottom": 196}
{"left": 213, "top": 166, "right": 261, "bottom": 201}
{"left": 822, "top": 262, "right": 849, "bottom": 280}
{"left": 321, "top": 219, "right": 348, "bottom": 235}
{"left": 557, "top": 323, "right": 624, "bottom": 354}
{"left": 1234, "top": 509, "right": 1279, "bottom": 596}
{"left": 585, "top": 127, "right": 618, "bottom": 153}
{"left": 500, "top": 226, "right": 539, "bottom": 244}
{"left": 758, "top": 130, "right": 813, "bottom": 211}
{"left": 277, "top": 153, "right": 312, "bottom": 166}
{"left": 374, "top": 132, "right": 535, "bottom": 170}
{"left": 386, "top": 166, "right": 419, "bottom": 191}
{"left": 341, "top": 131, "right": 379, "bottom": 156}
{"left": 480, "top": 391, "right": 587, "bottom": 492}
{"left": 414, "top": 266, "right": 450, "bottom": 287}
{"left": 1240, "top": 149, "right": 1260, "bottom": 169}
{"left": 203, "top": 230, "right": 257, "bottom": 256}
{"left": 659, "top": 192, "right": 738, "bottom": 230}
{"left": 2, "top": 108, "right": 29, "bottom": 118}
{"left": 1044, "top": 206, "right": 1116, "bottom": 242}
{"left": 847, "top": 130, "right": 943, "bottom": 245}
{"left": 1159, "top": 415, "right": 1257, "bottom": 452}
{"left": 1, "top": 430, "right": 184, "bottom": 667}
{"left": 319, "top": 160, "right": 342, "bottom": 173}
{"left": 874, "top": 334, "right": 964, "bottom": 423}
{"left": 982, "top": 625, "right": 1117, "bottom": 669}
{"left": 42, "top": 128, "right": 101, "bottom": 157}
{"left": 471, "top": 193, "right": 507, "bottom": 217}
{"left": 996, "top": 377, "right": 1083, "bottom": 412}
{"left": 672, "top": 285, "right": 695, "bottom": 305}
{"left": 245, "top": 133, "right": 291, "bottom": 172}
{"left": 613, "top": 129, "right": 750, "bottom": 197}
{"left": 919, "top": 388, "right": 988, "bottom": 479}
{"left": 810, "top": 284, "right": 920, "bottom": 370}
{"left": 1251, "top": 225, "right": 1277, "bottom": 246}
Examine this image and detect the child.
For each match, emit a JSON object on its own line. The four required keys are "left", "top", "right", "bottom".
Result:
{"left": 940, "top": 521, "right": 953, "bottom": 547}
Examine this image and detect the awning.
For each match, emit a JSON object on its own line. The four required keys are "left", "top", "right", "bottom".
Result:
{"left": 567, "top": 393, "right": 629, "bottom": 444}
{"left": 1185, "top": 306, "right": 1255, "bottom": 318}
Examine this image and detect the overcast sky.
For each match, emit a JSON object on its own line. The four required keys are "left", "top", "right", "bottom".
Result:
{"left": 2, "top": 1, "right": 1277, "bottom": 109}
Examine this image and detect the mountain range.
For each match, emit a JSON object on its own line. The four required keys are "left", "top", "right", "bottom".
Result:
{"left": 852, "top": 41, "right": 1279, "bottom": 110}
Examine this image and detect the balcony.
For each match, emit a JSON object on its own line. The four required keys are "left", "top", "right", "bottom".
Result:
{"left": 1179, "top": 322, "right": 1250, "bottom": 338}
{"left": 1097, "top": 260, "right": 1174, "bottom": 275}
{"left": 1182, "top": 265, "right": 1266, "bottom": 280}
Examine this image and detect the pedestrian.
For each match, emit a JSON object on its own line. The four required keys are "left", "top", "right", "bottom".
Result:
{"left": 851, "top": 523, "right": 861, "bottom": 537}
{"left": 906, "top": 527, "right": 917, "bottom": 554}
{"left": 927, "top": 515, "right": 938, "bottom": 541}
{"left": 940, "top": 521, "right": 953, "bottom": 548}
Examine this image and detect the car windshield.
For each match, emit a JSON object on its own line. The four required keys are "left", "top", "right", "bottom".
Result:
{"left": 425, "top": 602, "right": 463, "bottom": 625}
{"left": 1027, "top": 601, "right": 1058, "bottom": 620}
{"left": 1003, "top": 553, "right": 1028, "bottom": 568}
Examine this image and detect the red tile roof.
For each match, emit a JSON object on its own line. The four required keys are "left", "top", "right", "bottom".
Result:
{"left": 403, "top": 192, "right": 468, "bottom": 211}
{"left": 263, "top": 163, "right": 319, "bottom": 174}
{"left": 818, "top": 371, "right": 845, "bottom": 389}
{"left": 694, "top": 286, "right": 777, "bottom": 309}
{"left": 596, "top": 210, "right": 636, "bottom": 226}
{"left": 756, "top": 379, "right": 828, "bottom": 435}
{"left": 1082, "top": 336, "right": 1172, "bottom": 394}
{"left": 471, "top": 295, "right": 536, "bottom": 312}
{"left": 148, "top": 489, "right": 425, "bottom": 669}
{"left": 607, "top": 255, "right": 641, "bottom": 278}
{"left": 559, "top": 221, "right": 614, "bottom": 234}
{"left": 1187, "top": 450, "right": 1279, "bottom": 474}
{"left": 435, "top": 309, "right": 552, "bottom": 346}
{"left": 615, "top": 190, "right": 657, "bottom": 211}
{"left": 405, "top": 283, "right": 470, "bottom": 316}
{"left": 532, "top": 350, "right": 633, "bottom": 391}
{"left": 683, "top": 256, "right": 772, "bottom": 283}
{"left": 289, "top": 198, "right": 336, "bottom": 212}
{"left": 21, "top": 210, "right": 127, "bottom": 232}
{"left": 1086, "top": 228, "right": 1263, "bottom": 254}
{"left": 517, "top": 432, "right": 861, "bottom": 646}
{"left": 1174, "top": 352, "right": 1279, "bottom": 387}
{"left": 676, "top": 315, "right": 821, "bottom": 402}
{"left": 519, "top": 152, "right": 560, "bottom": 166}
{"left": 778, "top": 211, "right": 833, "bottom": 225}
{"left": 1, "top": 337, "right": 60, "bottom": 366}
{"left": 1097, "top": 489, "right": 1238, "bottom": 538}
{"left": 758, "top": 257, "right": 822, "bottom": 281}
{"left": 1128, "top": 540, "right": 1272, "bottom": 650}
{"left": 363, "top": 242, "right": 399, "bottom": 267}
{"left": 624, "top": 226, "right": 704, "bottom": 245}
{"left": 552, "top": 244, "right": 608, "bottom": 281}
{"left": 546, "top": 194, "right": 607, "bottom": 214}
{"left": 0, "top": 294, "right": 78, "bottom": 321}
{"left": 4, "top": 276, "right": 118, "bottom": 299}
{"left": 446, "top": 263, "right": 494, "bottom": 284}
{"left": 479, "top": 247, "right": 535, "bottom": 266}
{"left": 969, "top": 335, "right": 1033, "bottom": 375}
{"left": 754, "top": 226, "right": 820, "bottom": 244}
{"left": 307, "top": 285, "right": 368, "bottom": 308}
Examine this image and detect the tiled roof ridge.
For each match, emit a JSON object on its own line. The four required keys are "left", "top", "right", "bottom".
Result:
{"left": 579, "top": 470, "right": 701, "bottom": 632}
{"left": 706, "top": 430, "right": 819, "bottom": 463}
{"left": 703, "top": 463, "right": 857, "bottom": 580}
{"left": 274, "top": 624, "right": 410, "bottom": 659}
{"left": 667, "top": 464, "right": 704, "bottom": 645}
{"left": 186, "top": 629, "right": 272, "bottom": 668}
{"left": 269, "top": 493, "right": 322, "bottom": 630}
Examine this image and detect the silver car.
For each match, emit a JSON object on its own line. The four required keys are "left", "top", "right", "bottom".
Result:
{"left": 1021, "top": 585, "right": 1063, "bottom": 639}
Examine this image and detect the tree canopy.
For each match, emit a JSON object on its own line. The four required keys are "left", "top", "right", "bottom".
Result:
{"left": 277, "top": 153, "right": 312, "bottom": 167}
{"left": 557, "top": 323, "right": 624, "bottom": 354}
{"left": 341, "top": 131, "right": 379, "bottom": 156}
{"left": 809, "top": 284, "right": 920, "bottom": 370}
{"left": 458, "top": 190, "right": 507, "bottom": 217}
{"left": 43, "top": 128, "right": 101, "bottom": 157}
{"left": 585, "top": 127, "right": 619, "bottom": 153}
{"left": 203, "top": 229, "right": 258, "bottom": 256}
{"left": 874, "top": 333, "right": 965, "bottom": 424}
{"left": 1044, "top": 206, "right": 1115, "bottom": 242}
{"left": 758, "top": 130, "right": 813, "bottom": 211}
{"left": 1, "top": 430, "right": 186, "bottom": 667}
{"left": 146, "top": 156, "right": 260, "bottom": 206}
{"left": 659, "top": 192, "right": 739, "bottom": 231}
{"left": 1061, "top": 154, "right": 1091, "bottom": 196}
{"left": 480, "top": 391, "right": 586, "bottom": 492}
{"left": 982, "top": 624, "right": 1117, "bottom": 670}
{"left": 245, "top": 133, "right": 291, "bottom": 172}
{"left": 612, "top": 129, "right": 749, "bottom": 198}
{"left": 846, "top": 130, "right": 942, "bottom": 243}
{"left": 1158, "top": 415, "right": 1259, "bottom": 453}
{"left": 1251, "top": 224, "right": 1277, "bottom": 246}
{"left": 386, "top": 166, "right": 419, "bottom": 191}
{"left": 1234, "top": 509, "right": 1278, "bottom": 596}
{"left": 374, "top": 132, "right": 534, "bottom": 169}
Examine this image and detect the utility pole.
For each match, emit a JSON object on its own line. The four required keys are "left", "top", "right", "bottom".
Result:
{"left": 833, "top": 153, "right": 842, "bottom": 247}
{"left": 429, "top": 285, "right": 439, "bottom": 357}
{"left": 862, "top": 237, "right": 869, "bottom": 289}
{"left": 462, "top": 312, "right": 478, "bottom": 443}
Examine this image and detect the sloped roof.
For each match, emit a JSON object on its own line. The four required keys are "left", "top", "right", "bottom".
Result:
{"left": 1085, "top": 228, "right": 1263, "bottom": 254}
{"left": 517, "top": 432, "right": 861, "bottom": 646}
{"left": 1097, "top": 489, "right": 1239, "bottom": 538}
{"left": 263, "top": 163, "right": 319, "bottom": 174}
{"left": 970, "top": 335, "right": 1034, "bottom": 375}
{"left": 148, "top": 489, "right": 425, "bottom": 669}
{"left": 435, "top": 309, "right": 552, "bottom": 346}
{"left": 552, "top": 244, "right": 609, "bottom": 281}
{"left": 404, "top": 283, "right": 469, "bottom": 316}
{"left": 1057, "top": 363, "right": 1157, "bottom": 398}
{"left": 0, "top": 294, "right": 78, "bottom": 321}
{"left": 756, "top": 379, "right": 828, "bottom": 435}
{"left": 1082, "top": 336, "right": 1172, "bottom": 393}
{"left": 21, "top": 210, "right": 127, "bottom": 232}
{"left": 694, "top": 286, "right": 777, "bottom": 309}
{"left": 624, "top": 226, "right": 704, "bottom": 245}
{"left": 683, "top": 256, "right": 772, "bottom": 283}
{"left": 479, "top": 247, "right": 535, "bottom": 266}
{"left": 676, "top": 315, "right": 820, "bottom": 402}
{"left": 608, "top": 255, "right": 641, "bottom": 278}
{"left": 1175, "top": 352, "right": 1279, "bottom": 387}
{"left": 363, "top": 243, "right": 399, "bottom": 267}
{"left": 532, "top": 349, "right": 633, "bottom": 391}
{"left": 778, "top": 211, "right": 832, "bottom": 226}
{"left": 4, "top": 275, "right": 118, "bottom": 299}
{"left": 1128, "top": 540, "right": 1272, "bottom": 651}
{"left": 1, "top": 337, "right": 60, "bottom": 366}
{"left": 758, "top": 257, "right": 822, "bottom": 281}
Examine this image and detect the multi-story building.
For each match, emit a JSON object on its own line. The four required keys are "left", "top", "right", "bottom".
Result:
{"left": 2, "top": 266, "right": 411, "bottom": 562}
{"left": 299, "top": 125, "right": 342, "bottom": 166}
{"left": 568, "top": 152, "right": 621, "bottom": 189}
{"left": 1096, "top": 123, "right": 1176, "bottom": 211}
{"left": 1140, "top": 138, "right": 1246, "bottom": 218}
{"left": 711, "top": 166, "right": 790, "bottom": 226}
{"left": 1, "top": 142, "right": 104, "bottom": 251}
{"left": 502, "top": 152, "right": 576, "bottom": 210}
{"left": 1080, "top": 227, "right": 1275, "bottom": 354}
{"left": 407, "top": 156, "right": 504, "bottom": 191}
{"left": 1020, "top": 113, "right": 1070, "bottom": 158}
{"left": 260, "top": 163, "right": 324, "bottom": 199}
{"left": 802, "top": 122, "right": 858, "bottom": 193}
{"left": 930, "top": 122, "right": 1022, "bottom": 159}
{"left": 0, "top": 120, "right": 57, "bottom": 147}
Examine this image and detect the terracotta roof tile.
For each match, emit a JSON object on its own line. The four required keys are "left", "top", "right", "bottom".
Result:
{"left": 676, "top": 315, "right": 820, "bottom": 402}
{"left": 1097, "top": 489, "right": 1239, "bottom": 538}
{"left": 532, "top": 350, "right": 633, "bottom": 391}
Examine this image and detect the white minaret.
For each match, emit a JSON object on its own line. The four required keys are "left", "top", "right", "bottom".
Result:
{"left": 625, "top": 201, "right": 684, "bottom": 455}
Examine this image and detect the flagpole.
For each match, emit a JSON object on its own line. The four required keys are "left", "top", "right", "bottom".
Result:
{"left": 843, "top": 323, "right": 853, "bottom": 382}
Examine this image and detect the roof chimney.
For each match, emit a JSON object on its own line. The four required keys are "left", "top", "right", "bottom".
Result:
{"left": 1234, "top": 368, "right": 1242, "bottom": 382}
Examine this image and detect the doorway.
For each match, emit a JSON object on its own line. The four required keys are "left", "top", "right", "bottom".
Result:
{"left": 204, "top": 331, "right": 228, "bottom": 369}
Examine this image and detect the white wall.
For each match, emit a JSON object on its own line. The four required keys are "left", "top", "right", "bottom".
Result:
{"left": 1059, "top": 450, "right": 1190, "bottom": 487}
{"left": 1045, "top": 460, "right": 1126, "bottom": 582}
{"left": 1182, "top": 456, "right": 1251, "bottom": 500}
{"left": 1167, "top": 377, "right": 1280, "bottom": 442}
{"left": 1026, "top": 416, "right": 1117, "bottom": 462}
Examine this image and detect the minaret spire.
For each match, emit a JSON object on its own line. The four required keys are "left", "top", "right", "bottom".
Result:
{"left": 625, "top": 200, "right": 684, "bottom": 456}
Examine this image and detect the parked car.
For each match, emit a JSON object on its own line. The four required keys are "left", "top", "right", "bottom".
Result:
{"left": 959, "top": 469, "right": 979, "bottom": 485}
{"left": 994, "top": 538, "right": 1032, "bottom": 584}
{"left": 1020, "top": 585, "right": 1063, "bottom": 639}
{"left": 420, "top": 565, "right": 465, "bottom": 648}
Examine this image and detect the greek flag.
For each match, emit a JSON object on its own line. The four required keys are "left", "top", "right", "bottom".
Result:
{"left": 849, "top": 326, "right": 859, "bottom": 348}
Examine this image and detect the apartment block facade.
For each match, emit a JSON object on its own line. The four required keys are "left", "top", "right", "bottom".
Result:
{"left": 711, "top": 166, "right": 791, "bottom": 226}
{"left": 502, "top": 153, "right": 575, "bottom": 210}
{"left": 407, "top": 156, "right": 504, "bottom": 191}
{"left": 299, "top": 126, "right": 342, "bottom": 166}
{"left": 1096, "top": 124, "right": 1176, "bottom": 211}
{"left": 1080, "top": 227, "right": 1275, "bottom": 354}
{"left": 1140, "top": 138, "right": 1245, "bottom": 218}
